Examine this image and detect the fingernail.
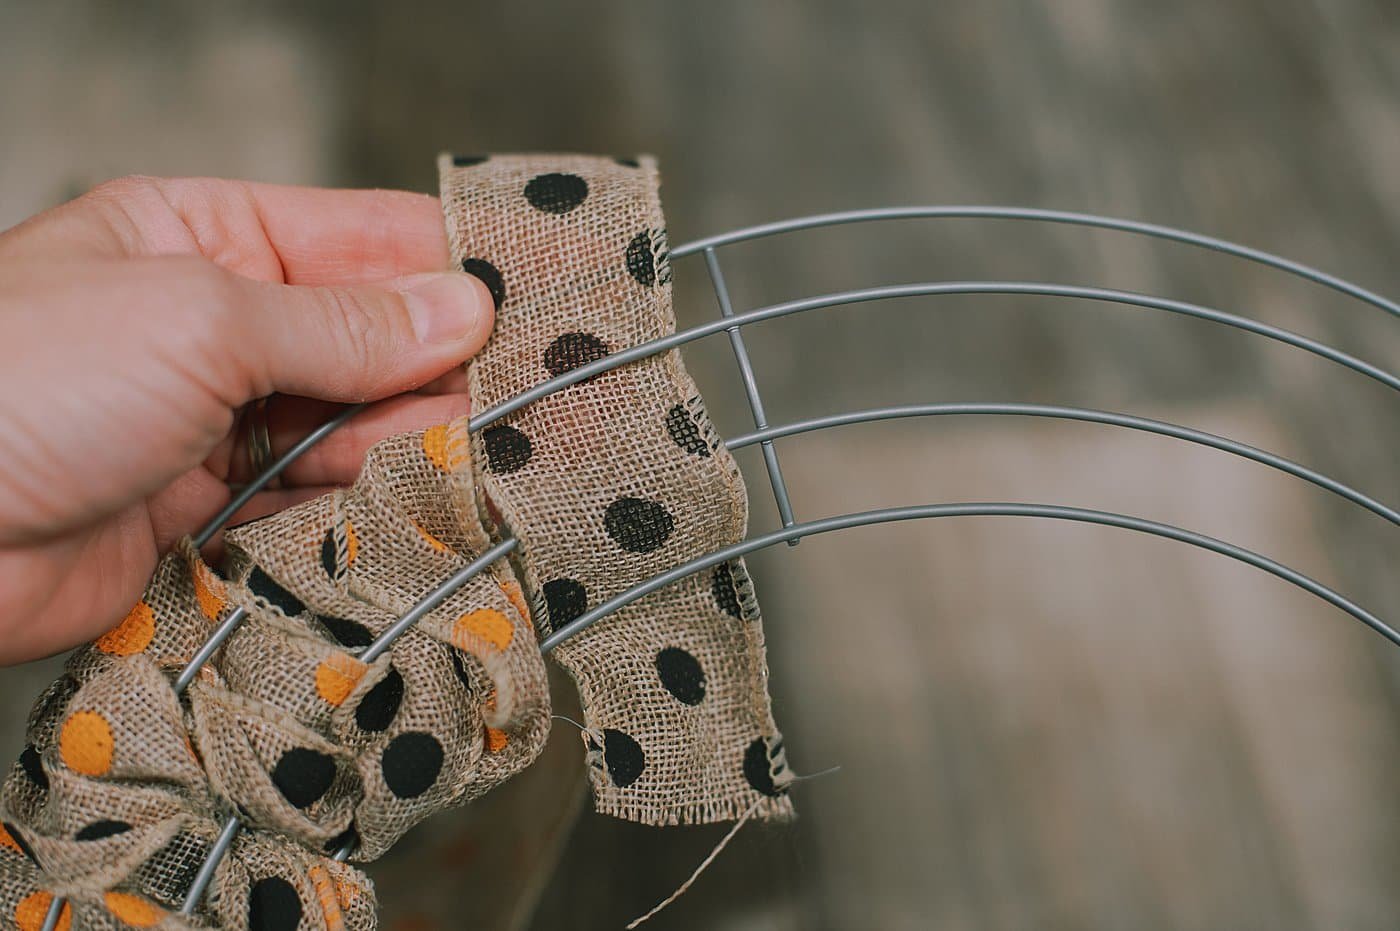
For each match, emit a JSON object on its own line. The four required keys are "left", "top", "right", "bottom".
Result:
{"left": 399, "top": 273, "right": 488, "bottom": 344}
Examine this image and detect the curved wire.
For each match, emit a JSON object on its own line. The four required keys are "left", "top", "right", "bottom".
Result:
{"left": 174, "top": 539, "right": 524, "bottom": 911}
{"left": 193, "top": 404, "right": 367, "bottom": 548}
{"left": 467, "top": 282, "right": 1400, "bottom": 433}
{"left": 669, "top": 206, "right": 1400, "bottom": 320}
{"left": 45, "top": 212, "right": 1400, "bottom": 929}
{"left": 724, "top": 403, "right": 1400, "bottom": 527}
{"left": 539, "top": 503, "right": 1397, "bottom": 653}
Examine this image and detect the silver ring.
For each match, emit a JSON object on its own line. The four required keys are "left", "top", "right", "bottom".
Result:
{"left": 246, "top": 397, "right": 275, "bottom": 482}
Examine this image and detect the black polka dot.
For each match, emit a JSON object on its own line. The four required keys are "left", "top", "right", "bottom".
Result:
{"left": 626, "top": 231, "right": 656, "bottom": 287}
{"left": 319, "top": 529, "right": 338, "bottom": 580}
{"left": 460, "top": 258, "right": 505, "bottom": 310}
{"left": 542, "top": 578, "right": 588, "bottom": 632}
{"left": 604, "top": 496, "right": 674, "bottom": 553}
{"left": 666, "top": 404, "right": 711, "bottom": 457}
{"left": 76, "top": 820, "right": 131, "bottom": 841}
{"left": 271, "top": 748, "right": 336, "bottom": 809}
{"left": 355, "top": 668, "right": 404, "bottom": 733}
{"left": 323, "top": 824, "right": 358, "bottom": 856}
{"left": 248, "top": 567, "right": 305, "bottom": 617}
{"left": 743, "top": 738, "right": 784, "bottom": 797}
{"left": 18, "top": 745, "right": 46, "bottom": 792}
{"left": 602, "top": 730, "right": 645, "bottom": 787}
{"left": 523, "top": 172, "right": 589, "bottom": 214}
{"left": 449, "top": 649, "right": 474, "bottom": 691}
{"left": 655, "top": 648, "right": 706, "bottom": 705}
{"left": 615, "top": 156, "right": 640, "bottom": 168}
{"left": 451, "top": 154, "right": 488, "bottom": 166}
{"left": 317, "top": 615, "right": 373, "bottom": 649}
{"left": 483, "top": 424, "right": 533, "bottom": 473}
{"left": 381, "top": 732, "right": 443, "bottom": 800}
{"left": 2, "top": 823, "right": 35, "bottom": 862}
{"left": 712, "top": 563, "right": 743, "bottom": 619}
{"left": 248, "top": 876, "right": 302, "bottom": 931}
{"left": 543, "top": 331, "right": 610, "bottom": 378}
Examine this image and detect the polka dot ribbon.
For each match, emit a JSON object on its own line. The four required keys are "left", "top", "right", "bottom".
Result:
{"left": 0, "top": 424, "right": 550, "bottom": 929}
{"left": 0, "top": 153, "right": 792, "bottom": 931}
{"left": 442, "top": 154, "right": 793, "bottom": 825}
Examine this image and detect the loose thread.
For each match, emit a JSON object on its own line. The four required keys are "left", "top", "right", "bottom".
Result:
{"left": 551, "top": 714, "right": 587, "bottom": 731}
{"left": 790, "top": 764, "right": 841, "bottom": 784}
{"left": 625, "top": 795, "right": 763, "bottom": 930}
{"left": 623, "top": 761, "right": 841, "bottom": 929}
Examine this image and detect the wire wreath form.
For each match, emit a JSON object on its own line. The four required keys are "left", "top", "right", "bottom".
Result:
{"left": 37, "top": 205, "right": 1400, "bottom": 931}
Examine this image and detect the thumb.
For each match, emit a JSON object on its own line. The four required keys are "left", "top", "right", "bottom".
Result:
{"left": 233, "top": 270, "right": 495, "bottom": 402}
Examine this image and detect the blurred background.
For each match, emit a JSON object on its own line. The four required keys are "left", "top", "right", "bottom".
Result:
{"left": 3, "top": 1, "right": 1399, "bottom": 928}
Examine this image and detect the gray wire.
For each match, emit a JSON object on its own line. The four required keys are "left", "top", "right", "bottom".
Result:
{"left": 466, "top": 282, "right": 1400, "bottom": 435}
{"left": 41, "top": 407, "right": 369, "bottom": 928}
{"left": 538, "top": 503, "right": 1397, "bottom": 653}
{"left": 360, "top": 538, "right": 520, "bottom": 664}
{"left": 702, "top": 247, "right": 800, "bottom": 540}
{"left": 172, "top": 606, "right": 248, "bottom": 693}
{"left": 43, "top": 399, "right": 370, "bottom": 929}
{"left": 179, "top": 815, "right": 240, "bottom": 914}
{"left": 668, "top": 206, "right": 1400, "bottom": 321}
{"left": 724, "top": 403, "right": 1400, "bottom": 526}
{"left": 42, "top": 210, "right": 1400, "bottom": 928}
{"left": 39, "top": 895, "right": 63, "bottom": 931}
{"left": 193, "top": 404, "right": 367, "bottom": 548}
{"left": 177, "top": 539, "right": 522, "bottom": 899}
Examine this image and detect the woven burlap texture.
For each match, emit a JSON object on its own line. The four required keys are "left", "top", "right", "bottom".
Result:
{"left": 0, "top": 424, "right": 550, "bottom": 930}
{"left": 441, "top": 153, "right": 793, "bottom": 824}
{"left": 0, "top": 151, "right": 793, "bottom": 931}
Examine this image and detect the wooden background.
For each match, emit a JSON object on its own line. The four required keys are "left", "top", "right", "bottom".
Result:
{"left": 2, "top": 1, "right": 1398, "bottom": 928}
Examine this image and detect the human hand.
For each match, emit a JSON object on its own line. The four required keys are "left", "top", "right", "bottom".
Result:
{"left": 0, "top": 176, "right": 491, "bottom": 664}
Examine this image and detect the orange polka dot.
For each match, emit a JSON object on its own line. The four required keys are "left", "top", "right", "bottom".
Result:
{"left": 414, "top": 522, "right": 450, "bottom": 554}
{"left": 501, "top": 581, "right": 531, "bottom": 622}
{"left": 345, "top": 521, "right": 359, "bottom": 566}
{"left": 16, "top": 892, "right": 70, "bottom": 931}
{"left": 422, "top": 424, "right": 451, "bottom": 470}
{"left": 334, "top": 876, "right": 365, "bottom": 910}
{"left": 94, "top": 602, "right": 155, "bottom": 656}
{"left": 192, "top": 561, "right": 226, "bottom": 622}
{"left": 423, "top": 422, "right": 470, "bottom": 471}
{"left": 453, "top": 608, "right": 513, "bottom": 652}
{"left": 484, "top": 726, "right": 509, "bottom": 753}
{"left": 315, "top": 654, "right": 365, "bottom": 707}
{"left": 103, "top": 893, "right": 162, "bottom": 928}
{"left": 0, "top": 823, "right": 22, "bottom": 855}
{"left": 309, "top": 865, "right": 346, "bottom": 931}
{"left": 59, "top": 711, "right": 114, "bottom": 777}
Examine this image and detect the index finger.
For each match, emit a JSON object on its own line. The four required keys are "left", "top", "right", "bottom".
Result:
{"left": 160, "top": 178, "right": 453, "bottom": 286}
{"left": 0, "top": 176, "right": 452, "bottom": 287}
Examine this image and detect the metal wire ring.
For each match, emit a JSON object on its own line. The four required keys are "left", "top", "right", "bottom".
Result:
{"left": 36, "top": 204, "right": 1400, "bottom": 931}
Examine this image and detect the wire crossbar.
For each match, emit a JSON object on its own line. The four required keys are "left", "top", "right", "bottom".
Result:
{"left": 39, "top": 205, "right": 1398, "bottom": 931}
{"left": 702, "top": 247, "right": 800, "bottom": 542}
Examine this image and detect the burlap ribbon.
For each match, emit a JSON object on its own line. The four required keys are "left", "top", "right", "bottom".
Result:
{"left": 0, "top": 153, "right": 789, "bottom": 931}
{"left": 442, "top": 153, "right": 792, "bottom": 823}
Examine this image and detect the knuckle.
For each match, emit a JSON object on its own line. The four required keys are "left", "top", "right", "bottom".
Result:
{"left": 85, "top": 174, "right": 160, "bottom": 204}
{"left": 76, "top": 176, "right": 171, "bottom": 251}
{"left": 321, "top": 287, "right": 387, "bottom": 373}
